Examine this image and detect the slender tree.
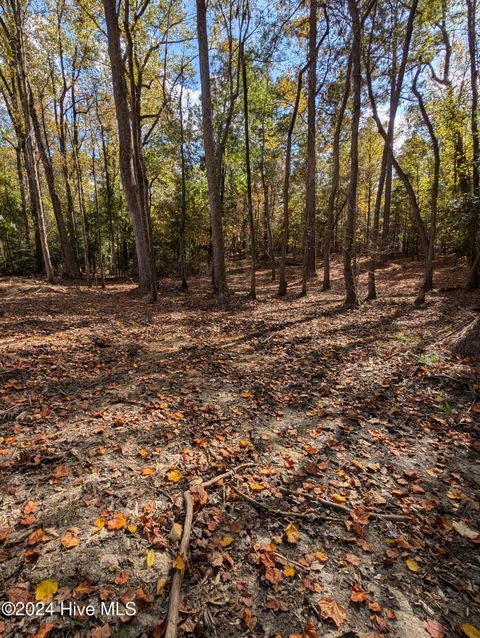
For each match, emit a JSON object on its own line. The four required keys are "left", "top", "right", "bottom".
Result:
{"left": 196, "top": 0, "right": 228, "bottom": 295}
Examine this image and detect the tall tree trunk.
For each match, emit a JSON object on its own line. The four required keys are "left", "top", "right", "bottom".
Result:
{"left": 102, "top": 0, "right": 155, "bottom": 298}
{"left": 196, "top": 0, "right": 228, "bottom": 295}
{"left": 278, "top": 67, "right": 305, "bottom": 296}
{"left": 467, "top": 0, "right": 480, "bottom": 288}
{"left": 367, "top": 0, "right": 418, "bottom": 299}
{"left": 302, "top": 0, "right": 317, "bottom": 292}
{"left": 179, "top": 81, "right": 188, "bottom": 291}
{"left": 413, "top": 68, "right": 439, "bottom": 305}
{"left": 322, "top": 53, "right": 352, "bottom": 291}
{"left": 15, "top": 140, "right": 29, "bottom": 246}
{"left": 91, "top": 130, "right": 105, "bottom": 289}
{"left": 70, "top": 85, "right": 91, "bottom": 286}
{"left": 6, "top": 0, "right": 54, "bottom": 282}
{"left": 260, "top": 120, "right": 275, "bottom": 280}
{"left": 343, "top": 0, "right": 361, "bottom": 307}
{"left": 241, "top": 43, "right": 256, "bottom": 299}
{"left": 29, "top": 88, "right": 81, "bottom": 279}
{"left": 123, "top": 2, "right": 157, "bottom": 302}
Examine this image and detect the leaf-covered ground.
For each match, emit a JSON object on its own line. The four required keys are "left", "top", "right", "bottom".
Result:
{"left": 0, "top": 257, "right": 479, "bottom": 638}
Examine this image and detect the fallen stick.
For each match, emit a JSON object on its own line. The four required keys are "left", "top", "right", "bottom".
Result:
{"left": 277, "top": 486, "right": 410, "bottom": 522}
{"left": 164, "top": 489, "right": 193, "bottom": 638}
{"left": 230, "top": 486, "right": 341, "bottom": 522}
{"left": 164, "top": 461, "right": 254, "bottom": 638}
{"left": 200, "top": 462, "right": 255, "bottom": 488}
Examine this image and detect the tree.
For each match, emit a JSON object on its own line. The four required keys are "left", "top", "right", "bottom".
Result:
{"left": 102, "top": 0, "right": 157, "bottom": 300}
{"left": 196, "top": 0, "right": 228, "bottom": 295}
{"left": 343, "top": 0, "right": 362, "bottom": 307}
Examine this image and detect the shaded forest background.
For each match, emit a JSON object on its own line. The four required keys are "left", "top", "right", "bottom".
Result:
{"left": 0, "top": 0, "right": 479, "bottom": 306}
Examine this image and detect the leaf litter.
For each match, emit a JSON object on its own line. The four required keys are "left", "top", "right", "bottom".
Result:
{"left": 0, "top": 258, "right": 479, "bottom": 637}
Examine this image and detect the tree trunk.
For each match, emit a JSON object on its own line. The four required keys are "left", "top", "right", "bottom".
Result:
{"left": 102, "top": 0, "right": 155, "bottom": 297}
{"left": 367, "top": 0, "right": 418, "bottom": 297}
{"left": 343, "top": 0, "right": 361, "bottom": 307}
{"left": 303, "top": 0, "right": 317, "bottom": 291}
{"left": 241, "top": 43, "right": 256, "bottom": 299}
{"left": 278, "top": 67, "right": 305, "bottom": 296}
{"left": 323, "top": 53, "right": 351, "bottom": 291}
{"left": 29, "top": 88, "right": 81, "bottom": 279}
{"left": 8, "top": 1, "right": 54, "bottom": 282}
{"left": 179, "top": 81, "right": 188, "bottom": 291}
{"left": 413, "top": 68, "right": 439, "bottom": 305}
{"left": 196, "top": 0, "right": 228, "bottom": 295}
{"left": 467, "top": 0, "right": 480, "bottom": 288}
{"left": 15, "top": 140, "right": 29, "bottom": 246}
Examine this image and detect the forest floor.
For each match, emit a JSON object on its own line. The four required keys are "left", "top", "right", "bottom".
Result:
{"left": 0, "top": 257, "right": 479, "bottom": 638}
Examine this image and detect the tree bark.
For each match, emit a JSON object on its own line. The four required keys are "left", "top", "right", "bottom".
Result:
{"left": 343, "top": 0, "right": 361, "bottom": 307}
{"left": 303, "top": 0, "right": 317, "bottom": 291}
{"left": 241, "top": 42, "right": 256, "bottom": 299}
{"left": 412, "top": 68, "right": 439, "bottom": 305}
{"left": 322, "top": 53, "right": 351, "bottom": 291}
{"left": 467, "top": 0, "right": 480, "bottom": 288}
{"left": 29, "top": 87, "right": 81, "bottom": 279}
{"left": 196, "top": 0, "right": 228, "bottom": 295}
{"left": 3, "top": 1, "right": 54, "bottom": 282}
{"left": 102, "top": 0, "right": 156, "bottom": 298}
{"left": 278, "top": 67, "right": 305, "bottom": 296}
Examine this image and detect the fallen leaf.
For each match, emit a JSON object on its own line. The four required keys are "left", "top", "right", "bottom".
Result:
{"left": 27, "top": 528, "right": 46, "bottom": 545}
{"left": 345, "top": 553, "right": 361, "bottom": 566}
{"left": 249, "top": 482, "right": 265, "bottom": 491}
{"left": 315, "top": 550, "right": 328, "bottom": 562}
{"left": 114, "top": 572, "right": 129, "bottom": 586}
{"left": 156, "top": 578, "right": 167, "bottom": 595}
{"left": 170, "top": 523, "right": 183, "bottom": 541}
{"left": 61, "top": 530, "right": 79, "bottom": 549}
{"left": 146, "top": 549, "right": 155, "bottom": 568}
{"left": 285, "top": 522, "right": 299, "bottom": 544}
{"left": 52, "top": 465, "right": 68, "bottom": 479}
{"left": 173, "top": 553, "right": 186, "bottom": 570}
{"left": 34, "top": 623, "right": 54, "bottom": 638}
{"left": 303, "top": 618, "right": 318, "bottom": 638}
{"left": 220, "top": 536, "right": 234, "bottom": 547}
{"left": 107, "top": 513, "right": 127, "bottom": 530}
{"left": 35, "top": 579, "right": 58, "bottom": 602}
{"left": 462, "top": 625, "right": 480, "bottom": 638}
{"left": 141, "top": 467, "right": 155, "bottom": 476}
{"left": 331, "top": 493, "right": 346, "bottom": 504}
{"left": 452, "top": 521, "right": 479, "bottom": 541}
{"left": 90, "top": 626, "right": 111, "bottom": 638}
{"left": 243, "top": 608, "right": 253, "bottom": 628}
{"left": 405, "top": 558, "right": 420, "bottom": 573}
{"left": 167, "top": 469, "right": 182, "bottom": 483}
{"left": 318, "top": 597, "right": 347, "bottom": 628}
{"left": 351, "top": 584, "right": 369, "bottom": 603}
{"left": 23, "top": 501, "right": 38, "bottom": 515}
{"left": 74, "top": 580, "right": 95, "bottom": 597}
{"left": 283, "top": 565, "right": 295, "bottom": 577}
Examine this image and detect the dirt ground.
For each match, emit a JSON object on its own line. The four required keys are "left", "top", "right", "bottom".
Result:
{"left": 0, "top": 257, "right": 479, "bottom": 638}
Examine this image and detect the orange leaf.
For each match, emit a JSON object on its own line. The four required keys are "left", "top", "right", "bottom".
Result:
{"left": 318, "top": 598, "right": 347, "bottom": 628}
{"left": 115, "top": 572, "right": 129, "bottom": 586}
{"left": 107, "top": 513, "right": 127, "bottom": 530}
{"left": 27, "top": 528, "right": 46, "bottom": 545}
{"left": 23, "top": 501, "right": 38, "bottom": 515}
{"left": 61, "top": 531, "right": 79, "bottom": 549}
{"left": 351, "top": 584, "right": 369, "bottom": 603}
